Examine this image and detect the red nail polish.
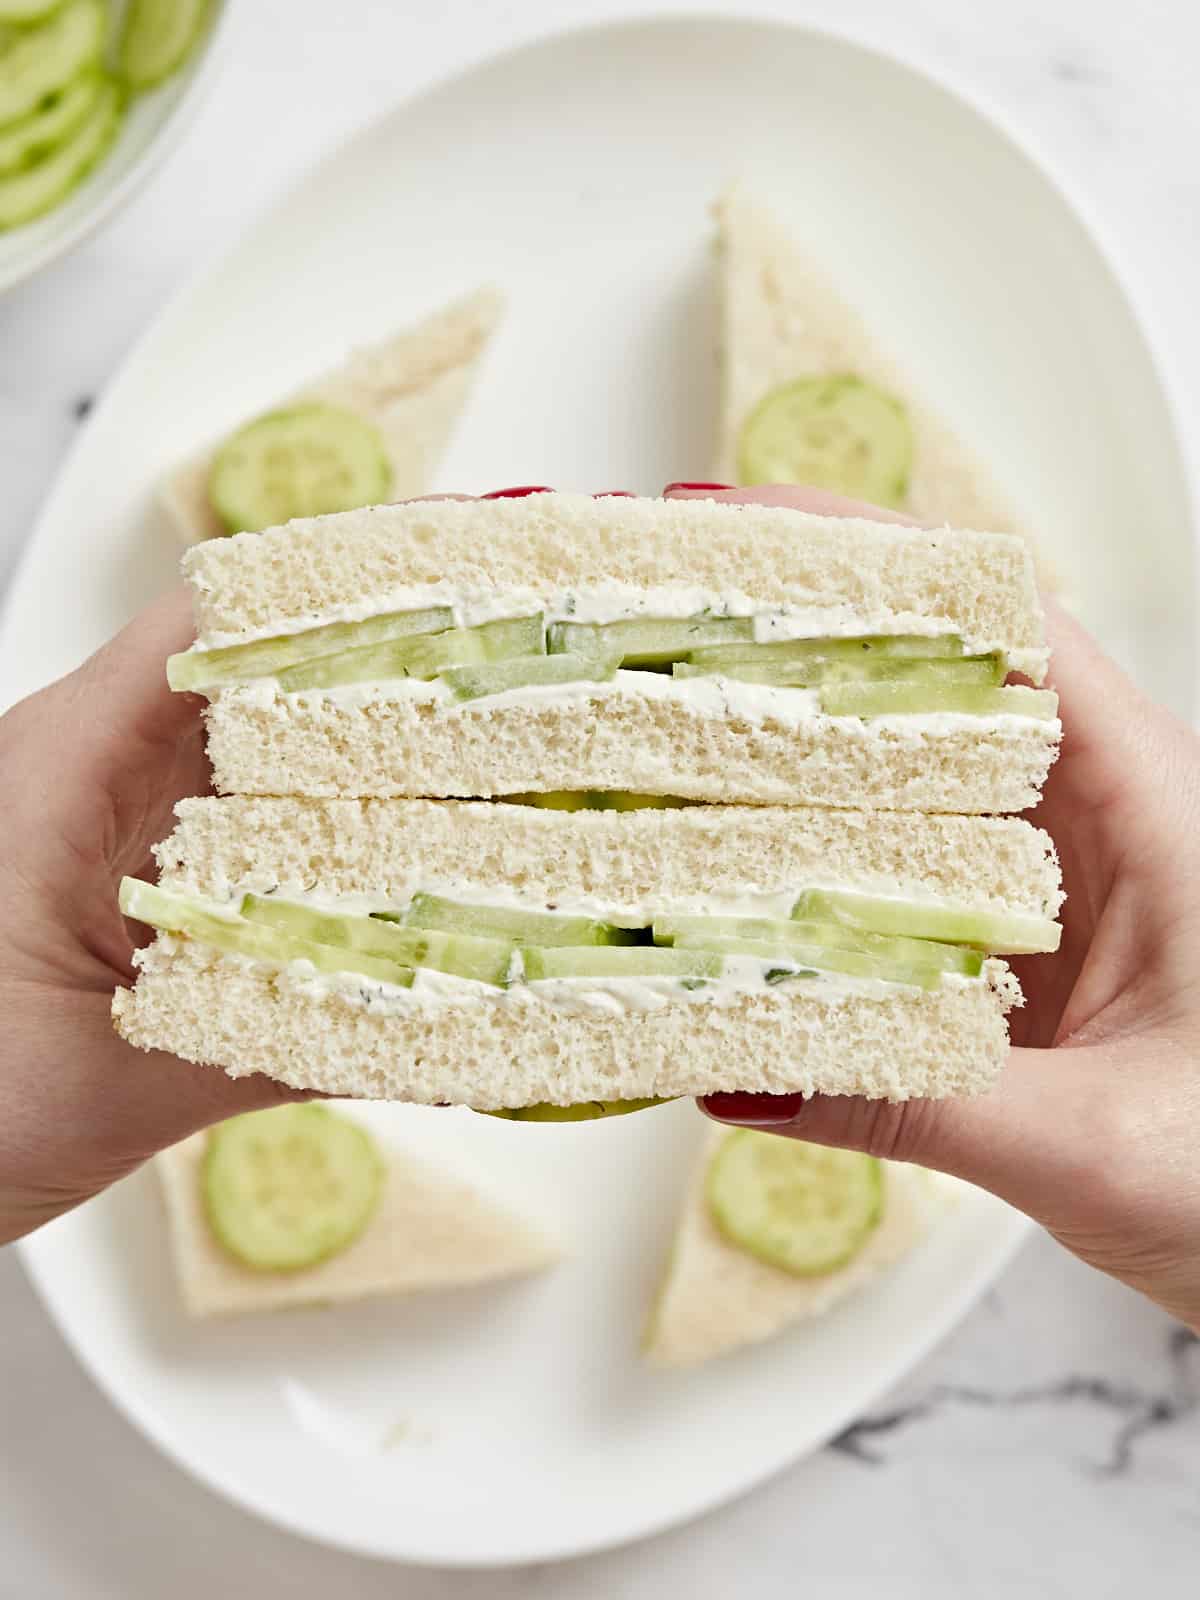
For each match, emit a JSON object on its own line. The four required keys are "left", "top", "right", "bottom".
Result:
{"left": 662, "top": 481, "right": 733, "bottom": 494}
{"left": 482, "top": 485, "right": 554, "bottom": 499}
{"left": 594, "top": 490, "right": 637, "bottom": 498}
{"left": 700, "top": 1091, "right": 807, "bottom": 1126}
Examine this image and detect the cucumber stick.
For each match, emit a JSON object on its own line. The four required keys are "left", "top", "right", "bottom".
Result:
{"left": 548, "top": 615, "right": 754, "bottom": 667}
{"left": 0, "top": 74, "right": 119, "bottom": 228}
{"left": 688, "top": 634, "right": 968, "bottom": 668}
{"left": 670, "top": 932, "right": 943, "bottom": 989}
{"left": 820, "top": 682, "right": 1058, "bottom": 721}
{"left": 737, "top": 375, "right": 913, "bottom": 507}
{"left": 119, "top": 0, "right": 209, "bottom": 89}
{"left": 276, "top": 614, "right": 544, "bottom": 694}
{"left": 203, "top": 1105, "right": 383, "bottom": 1273}
{"left": 401, "top": 891, "right": 638, "bottom": 948}
{"left": 673, "top": 656, "right": 1002, "bottom": 689}
{"left": 707, "top": 1131, "right": 883, "bottom": 1276}
{"left": 0, "top": 68, "right": 99, "bottom": 175}
{"left": 793, "top": 887, "right": 1062, "bottom": 955}
{"left": 652, "top": 914, "right": 984, "bottom": 977}
{"left": 521, "top": 945, "right": 722, "bottom": 982}
{"left": 0, "top": 0, "right": 104, "bottom": 127}
{"left": 440, "top": 650, "right": 619, "bottom": 703}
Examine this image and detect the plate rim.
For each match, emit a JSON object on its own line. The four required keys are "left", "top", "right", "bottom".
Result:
{"left": 9, "top": 7, "right": 1197, "bottom": 1567}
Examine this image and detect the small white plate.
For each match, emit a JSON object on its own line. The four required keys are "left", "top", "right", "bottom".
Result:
{"left": 0, "top": 0, "right": 230, "bottom": 294}
{"left": 4, "top": 12, "right": 1195, "bottom": 1570}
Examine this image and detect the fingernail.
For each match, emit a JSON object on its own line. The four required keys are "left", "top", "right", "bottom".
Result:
{"left": 594, "top": 490, "right": 637, "bottom": 498}
{"left": 662, "top": 481, "right": 733, "bottom": 494}
{"left": 482, "top": 485, "right": 554, "bottom": 499}
{"left": 700, "top": 1092, "right": 807, "bottom": 1127}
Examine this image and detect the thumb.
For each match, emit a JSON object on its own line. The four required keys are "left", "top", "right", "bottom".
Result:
{"left": 700, "top": 1046, "right": 1089, "bottom": 1223}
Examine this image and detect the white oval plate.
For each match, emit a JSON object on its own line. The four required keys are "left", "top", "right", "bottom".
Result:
{"left": 0, "top": 1, "right": 231, "bottom": 295}
{"left": 5, "top": 13, "right": 1194, "bottom": 1570}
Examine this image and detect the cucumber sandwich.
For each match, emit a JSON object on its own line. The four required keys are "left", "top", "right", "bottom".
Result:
{"left": 113, "top": 796, "right": 1062, "bottom": 1107}
{"left": 158, "top": 286, "right": 503, "bottom": 544}
{"left": 171, "top": 490, "right": 1060, "bottom": 813}
{"left": 157, "top": 1105, "right": 560, "bottom": 1318}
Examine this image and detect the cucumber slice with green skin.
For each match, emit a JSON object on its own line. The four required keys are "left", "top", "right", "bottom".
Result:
{"left": 673, "top": 656, "right": 1003, "bottom": 689}
{"left": 687, "top": 634, "right": 967, "bottom": 669}
{"left": 521, "top": 945, "right": 723, "bottom": 982}
{"left": 707, "top": 1131, "right": 883, "bottom": 1277}
{"left": 0, "top": 70, "right": 118, "bottom": 227}
{"left": 0, "top": 0, "right": 103, "bottom": 128}
{"left": 0, "top": 1, "right": 71, "bottom": 22}
{"left": 240, "top": 895, "right": 515, "bottom": 987}
{"left": 275, "top": 614, "right": 543, "bottom": 693}
{"left": 203, "top": 1105, "right": 384, "bottom": 1273}
{"left": 819, "top": 682, "right": 1059, "bottom": 720}
{"left": 503, "top": 791, "right": 691, "bottom": 810}
{"left": 0, "top": 68, "right": 98, "bottom": 175}
{"left": 166, "top": 606, "right": 454, "bottom": 693}
{"left": 209, "top": 404, "right": 393, "bottom": 535}
{"left": 400, "top": 891, "right": 639, "bottom": 948}
{"left": 652, "top": 915, "right": 984, "bottom": 977}
{"left": 671, "top": 933, "right": 944, "bottom": 989}
{"left": 440, "top": 650, "right": 620, "bottom": 703}
{"left": 505, "top": 1098, "right": 670, "bottom": 1122}
{"left": 793, "top": 887, "right": 1062, "bottom": 955}
{"left": 547, "top": 615, "right": 754, "bottom": 668}
{"left": 119, "top": 878, "right": 415, "bottom": 988}
{"left": 737, "top": 375, "right": 913, "bottom": 507}
{"left": 118, "top": 0, "right": 210, "bottom": 90}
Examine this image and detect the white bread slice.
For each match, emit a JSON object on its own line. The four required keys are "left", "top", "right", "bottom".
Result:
{"left": 112, "top": 798, "right": 1060, "bottom": 1106}
{"left": 645, "top": 1128, "right": 952, "bottom": 1367}
{"left": 156, "top": 1121, "right": 559, "bottom": 1318}
{"left": 159, "top": 287, "right": 503, "bottom": 546}
{"left": 713, "top": 186, "right": 1033, "bottom": 540}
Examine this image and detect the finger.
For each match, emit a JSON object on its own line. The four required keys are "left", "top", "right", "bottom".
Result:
{"left": 661, "top": 482, "right": 924, "bottom": 526}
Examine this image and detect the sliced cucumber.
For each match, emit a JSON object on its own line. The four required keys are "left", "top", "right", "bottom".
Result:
{"left": 118, "top": 0, "right": 209, "bottom": 90}
{"left": 0, "top": 71, "right": 118, "bottom": 228}
{"left": 440, "top": 650, "right": 620, "bottom": 703}
{"left": 503, "top": 791, "right": 690, "bottom": 810}
{"left": 0, "top": 1, "right": 71, "bottom": 22}
{"left": 506, "top": 1099, "right": 669, "bottom": 1122}
{"left": 673, "top": 656, "right": 1003, "bottom": 689}
{"left": 652, "top": 914, "right": 984, "bottom": 977}
{"left": 0, "top": 0, "right": 104, "bottom": 128}
{"left": 401, "top": 891, "right": 638, "bottom": 948}
{"left": 119, "top": 878, "right": 415, "bottom": 987}
{"left": 521, "top": 945, "right": 723, "bottom": 982}
{"left": 209, "top": 404, "right": 393, "bottom": 534}
{"left": 548, "top": 615, "right": 754, "bottom": 668}
{"left": 203, "top": 1105, "right": 383, "bottom": 1273}
{"left": 792, "top": 887, "right": 1061, "bottom": 955}
{"left": 707, "top": 1131, "right": 883, "bottom": 1276}
{"left": 167, "top": 606, "right": 454, "bottom": 693}
{"left": 819, "top": 682, "right": 1059, "bottom": 720}
{"left": 0, "top": 68, "right": 98, "bottom": 175}
{"left": 737, "top": 375, "right": 913, "bottom": 507}
{"left": 240, "top": 895, "right": 514, "bottom": 987}
{"left": 687, "top": 634, "right": 967, "bottom": 669}
{"left": 671, "top": 932, "right": 943, "bottom": 989}
{"left": 275, "top": 614, "right": 543, "bottom": 693}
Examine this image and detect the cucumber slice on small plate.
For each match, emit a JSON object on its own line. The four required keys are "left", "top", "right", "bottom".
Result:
{"left": 208, "top": 403, "right": 394, "bottom": 534}
{"left": 521, "top": 944, "right": 723, "bottom": 982}
{"left": 0, "top": 0, "right": 104, "bottom": 127}
{"left": 0, "top": 71, "right": 119, "bottom": 229}
{"left": 402, "top": 891, "right": 639, "bottom": 948}
{"left": 548, "top": 615, "right": 754, "bottom": 667}
{"left": 737, "top": 374, "right": 913, "bottom": 506}
{"left": 203, "top": 1105, "right": 384, "bottom": 1273}
{"left": 819, "top": 681, "right": 1058, "bottom": 720}
{"left": 792, "top": 887, "right": 1061, "bottom": 955}
{"left": 706, "top": 1130, "right": 883, "bottom": 1276}
{"left": 0, "top": 68, "right": 99, "bottom": 176}
{"left": 275, "top": 614, "right": 543, "bottom": 693}
{"left": 118, "top": 0, "right": 211, "bottom": 90}
{"left": 440, "top": 650, "right": 619, "bottom": 702}
{"left": 166, "top": 605, "right": 455, "bottom": 693}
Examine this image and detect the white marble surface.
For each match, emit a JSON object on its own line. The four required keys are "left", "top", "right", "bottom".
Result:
{"left": 2, "top": 0, "right": 1199, "bottom": 1592}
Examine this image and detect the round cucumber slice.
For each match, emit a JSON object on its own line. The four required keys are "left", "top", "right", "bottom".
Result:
{"left": 737, "top": 375, "right": 913, "bottom": 506}
{"left": 203, "top": 1105, "right": 384, "bottom": 1273}
{"left": 0, "top": 74, "right": 120, "bottom": 230}
{"left": 0, "top": 68, "right": 98, "bottom": 175}
{"left": 118, "top": 0, "right": 210, "bottom": 90}
{"left": 208, "top": 404, "right": 393, "bottom": 534}
{"left": 0, "top": 0, "right": 104, "bottom": 128}
{"left": 707, "top": 1131, "right": 883, "bottom": 1276}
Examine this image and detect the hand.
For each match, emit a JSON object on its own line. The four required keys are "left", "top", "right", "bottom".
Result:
{"left": 0, "top": 590, "right": 299, "bottom": 1245}
{"left": 688, "top": 485, "right": 1200, "bottom": 1333}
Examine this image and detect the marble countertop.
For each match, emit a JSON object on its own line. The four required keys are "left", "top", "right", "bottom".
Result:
{"left": 2, "top": 1, "right": 1198, "bottom": 1593}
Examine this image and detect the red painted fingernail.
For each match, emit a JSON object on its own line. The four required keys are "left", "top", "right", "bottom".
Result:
{"left": 483, "top": 485, "right": 554, "bottom": 499}
{"left": 700, "top": 1092, "right": 807, "bottom": 1126}
{"left": 662, "top": 481, "right": 733, "bottom": 494}
{"left": 594, "top": 490, "right": 637, "bottom": 498}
